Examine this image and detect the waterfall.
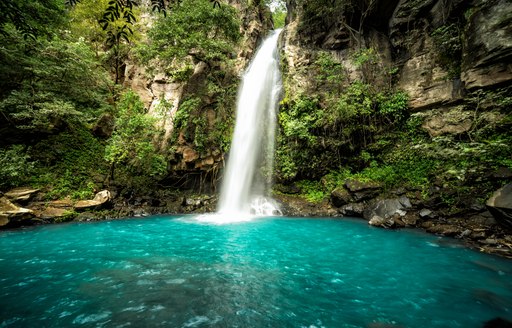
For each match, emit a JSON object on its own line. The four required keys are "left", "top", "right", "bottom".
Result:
{"left": 217, "top": 29, "right": 283, "bottom": 218}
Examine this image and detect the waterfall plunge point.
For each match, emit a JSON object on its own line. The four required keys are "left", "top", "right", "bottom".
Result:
{"left": 198, "top": 29, "right": 283, "bottom": 224}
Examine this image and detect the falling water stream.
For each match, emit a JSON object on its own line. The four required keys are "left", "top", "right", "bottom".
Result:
{"left": 216, "top": 29, "right": 283, "bottom": 219}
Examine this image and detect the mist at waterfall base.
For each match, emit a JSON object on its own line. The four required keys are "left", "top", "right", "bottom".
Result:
{"left": 214, "top": 29, "right": 282, "bottom": 222}
{"left": 1, "top": 216, "right": 512, "bottom": 327}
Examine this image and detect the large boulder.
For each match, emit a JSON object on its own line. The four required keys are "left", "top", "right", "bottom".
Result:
{"left": 331, "top": 187, "right": 353, "bottom": 207}
{"left": 344, "top": 179, "right": 381, "bottom": 202}
{"left": 0, "top": 196, "right": 34, "bottom": 227}
{"left": 363, "top": 196, "right": 412, "bottom": 228}
{"left": 486, "top": 183, "right": 512, "bottom": 230}
{"left": 74, "top": 190, "right": 112, "bottom": 211}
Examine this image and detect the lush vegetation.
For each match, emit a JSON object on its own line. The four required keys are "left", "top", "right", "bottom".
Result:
{"left": 277, "top": 49, "right": 409, "bottom": 182}
{"left": 0, "top": 0, "right": 252, "bottom": 201}
{"left": 277, "top": 43, "right": 511, "bottom": 209}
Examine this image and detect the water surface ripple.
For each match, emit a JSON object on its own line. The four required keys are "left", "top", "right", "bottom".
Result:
{"left": 0, "top": 216, "right": 511, "bottom": 327}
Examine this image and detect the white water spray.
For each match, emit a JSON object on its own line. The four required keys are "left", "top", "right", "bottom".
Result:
{"left": 216, "top": 29, "right": 283, "bottom": 220}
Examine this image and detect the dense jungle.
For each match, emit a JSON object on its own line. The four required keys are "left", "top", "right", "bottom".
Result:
{"left": 1, "top": 0, "right": 511, "bottom": 257}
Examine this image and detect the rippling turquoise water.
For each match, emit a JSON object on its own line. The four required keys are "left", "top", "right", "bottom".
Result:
{"left": 0, "top": 216, "right": 511, "bottom": 327}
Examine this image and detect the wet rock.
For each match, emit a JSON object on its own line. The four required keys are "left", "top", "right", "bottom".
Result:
{"left": 369, "top": 215, "right": 394, "bottom": 228}
{"left": 344, "top": 179, "right": 382, "bottom": 202}
{"left": 481, "top": 238, "right": 499, "bottom": 245}
{"left": 274, "top": 184, "right": 300, "bottom": 195}
{"left": 470, "top": 230, "right": 487, "bottom": 239}
{"left": 73, "top": 211, "right": 102, "bottom": 222}
{"left": 181, "top": 195, "right": 216, "bottom": 213}
{"left": 38, "top": 207, "right": 70, "bottom": 220}
{"left": 340, "top": 203, "right": 365, "bottom": 217}
{"left": 363, "top": 196, "right": 411, "bottom": 221}
{"left": 49, "top": 199, "right": 74, "bottom": 209}
{"left": 92, "top": 113, "right": 114, "bottom": 138}
{"left": 461, "top": 0, "right": 512, "bottom": 90}
{"left": 74, "top": 190, "right": 112, "bottom": 211}
{"left": 402, "top": 212, "right": 420, "bottom": 226}
{"left": 425, "top": 224, "right": 461, "bottom": 237}
{"left": 419, "top": 208, "right": 437, "bottom": 220}
{"left": 421, "top": 107, "right": 473, "bottom": 137}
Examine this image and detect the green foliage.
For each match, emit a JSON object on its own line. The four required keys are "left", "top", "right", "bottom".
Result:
{"left": 271, "top": 1, "right": 287, "bottom": 28}
{"left": 0, "top": 145, "right": 35, "bottom": 189}
{"left": 378, "top": 90, "right": 409, "bottom": 122}
{"left": 0, "top": 0, "right": 66, "bottom": 38}
{"left": 431, "top": 23, "right": 462, "bottom": 79}
{"left": 31, "top": 126, "right": 107, "bottom": 199}
{"left": 105, "top": 91, "right": 167, "bottom": 180}
{"left": 296, "top": 180, "right": 326, "bottom": 202}
{"left": 276, "top": 78, "right": 409, "bottom": 182}
{"left": 279, "top": 95, "right": 321, "bottom": 143}
{"left": 139, "top": 0, "right": 241, "bottom": 65}
{"left": 351, "top": 47, "right": 379, "bottom": 67}
{"left": 0, "top": 29, "right": 112, "bottom": 130}
{"left": 173, "top": 97, "right": 201, "bottom": 132}
{"left": 314, "top": 51, "right": 345, "bottom": 89}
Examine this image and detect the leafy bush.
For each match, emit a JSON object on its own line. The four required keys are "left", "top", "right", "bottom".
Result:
{"left": 296, "top": 180, "right": 326, "bottom": 202}
{"left": 0, "top": 31, "right": 111, "bottom": 131}
{"left": 105, "top": 91, "right": 167, "bottom": 181}
{"left": 30, "top": 126, "right": 107, "bottom": 199}
{"left": 0, "top": 145, "right": 35, "bottom": 189}
{"left": 139, "top": 0, "right": 241, "bottom": 65}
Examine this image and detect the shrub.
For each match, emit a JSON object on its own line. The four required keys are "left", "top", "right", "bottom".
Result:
{"left": 0, "top": 145, "right": 35, "bottom": 189}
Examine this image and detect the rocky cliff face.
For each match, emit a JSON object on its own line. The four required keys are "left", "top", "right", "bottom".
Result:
{"left": 279, "top": 0, "right": 511, "bottom": 173}
{"left": 124, "top": 1, "right": 273, "bottom": 192}
{"left": 275, "top": 0, "right": 512, "bottom": 252}
{"left": 284, "top": 0, "right": 512, "bottom": 109}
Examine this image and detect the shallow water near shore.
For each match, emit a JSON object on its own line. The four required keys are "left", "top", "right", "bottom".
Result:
{"left": 0, "top": 215, "right": 511, "bottom": 327}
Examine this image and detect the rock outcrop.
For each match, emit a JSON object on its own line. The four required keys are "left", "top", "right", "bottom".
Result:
{"left": 283, "top": 0, "right": 512, "bottom": 110}
{"left": 461, "top": 0, "right": 512, "bottom": 90}
{"left": 74, "top": 190, "right": 112, "bottom": 210}
{"left": 486, "top": 183, "right": 512, "bottom": 230}
{"left": 122, "top": 1, "right": 273, "bottom": 191}
{"left": 0, "top": 196, "right": 34, "bottom": 227}
{"left": 363, "top": 196, "right": 412, "bottom": 228}
{"left": 4, "top": 187, "right": 39, "bottom": 203}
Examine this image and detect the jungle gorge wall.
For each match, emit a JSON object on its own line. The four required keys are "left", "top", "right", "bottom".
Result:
{"left": 1, "top": 0, "right": 512, "bottom": 249}
{"left": 277, "top": 0, "right": 512, "bottom": 185}
{"left": 123, "top": 0, "right": 274, "bottom": 192}
{"left": 274, "top": 0, "right": 512, "bottom": 254}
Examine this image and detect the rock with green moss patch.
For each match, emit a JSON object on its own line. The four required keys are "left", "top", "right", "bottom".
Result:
{"left": 330, "top": 187, "right": 353, "bottom": 207}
